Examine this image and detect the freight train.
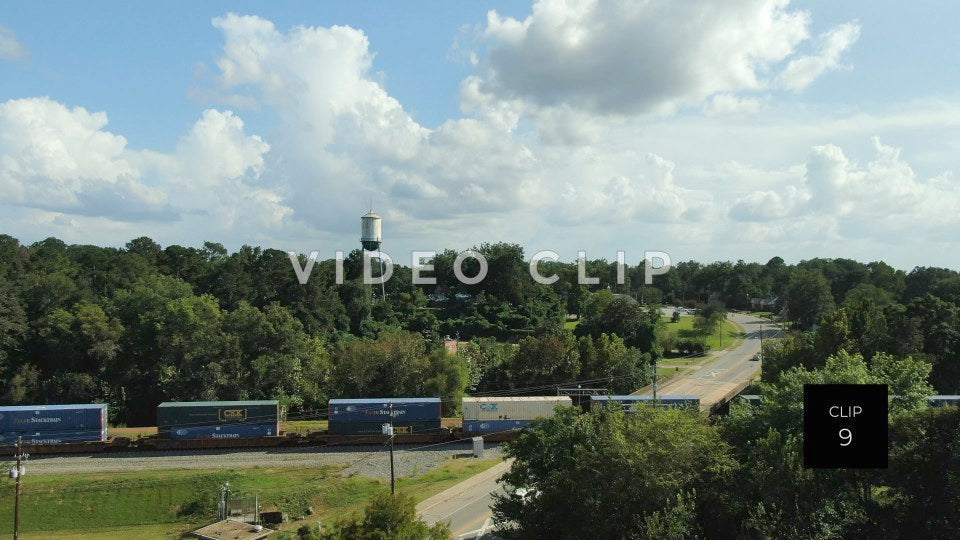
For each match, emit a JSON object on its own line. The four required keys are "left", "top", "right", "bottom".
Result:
{"left": 0, "top": 394, "right": 700, "bottom": 454}
{"left": 15, "top": 393, "right": 959, "bottom": 455}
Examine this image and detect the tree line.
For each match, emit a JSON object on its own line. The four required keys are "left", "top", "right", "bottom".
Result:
{"left": 2, "top": 234, "right": 959, "bottom": 423}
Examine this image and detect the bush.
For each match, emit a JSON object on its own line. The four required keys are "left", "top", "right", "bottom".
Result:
{"left": 675, "top": 340, "right": 710, "bottom": 356}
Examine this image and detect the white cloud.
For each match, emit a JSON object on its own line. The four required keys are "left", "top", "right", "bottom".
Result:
{"left": 0, "top": 97, "right": 288, "bottom": 232}
{"left": 703, "top": 94, "right": 768, "bottom": 117}
{"left": 730, "top": 138, "right": 960, "bottom": 243}
{"left": 175, "top": 109, "right": 269, "bottom": 184}
{"left": 204, "top": 13, "right": 543, "bottom": 236}
{"left": 468, "top": 0, "right": 857, "bottom": 116}
{"left": 0, "top": 25, "right": 27, "bottom": 61}
{"left": 776, "top": 22, "right": 861, "bottom": 91}
{"left": 0, "top": 97, "right": 170, "bottom": 220}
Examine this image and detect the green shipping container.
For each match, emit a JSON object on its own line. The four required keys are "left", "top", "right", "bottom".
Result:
{"left": 157, "top": 401, "right": 280, "bottom": 437}
{"left": 328, "top": 420, "right": 442, "bottom": 435}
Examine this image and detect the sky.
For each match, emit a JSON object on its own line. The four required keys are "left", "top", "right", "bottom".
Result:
{"left": 1, "top": 0, "right": 958, "bottom": 270}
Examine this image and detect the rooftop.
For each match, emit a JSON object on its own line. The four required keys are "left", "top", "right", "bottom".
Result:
{"left": 0, "top": 404, "right": 107, "bottom": 411}
{"left": 463, "top": 396, "right": 573, "bottom": 402}
{"left": 158, "top": 401, "right": 279, "bottom": 408}
{"left": 329, "top": 397, "right": 441, "bottom": 404}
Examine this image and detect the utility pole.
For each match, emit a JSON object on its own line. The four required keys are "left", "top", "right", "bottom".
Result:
{"left": 389, "top": 429, "right": 395, "bottom": 495}
{"left": 382, "top": 403, "right": 395, "bottom": 495}
{"left": 11, "top": 437, "right": 27, "bottom": 540}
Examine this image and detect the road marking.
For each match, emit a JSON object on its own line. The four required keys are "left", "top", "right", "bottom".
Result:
{"left": 703, "top": 369, "right": 727, "bottom": 378}
{"left": 457, "top": 516, "right": 494, "bottom": 539}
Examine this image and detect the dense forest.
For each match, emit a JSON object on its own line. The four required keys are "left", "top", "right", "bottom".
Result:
{"left": 1, "top": 234, "right": 959, "bottom": 425}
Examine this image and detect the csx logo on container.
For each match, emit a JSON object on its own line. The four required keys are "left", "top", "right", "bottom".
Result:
{"left": 219, "top": 409, "right": 247, "bottom": 421}
{"left": 479, "top": 404, "right": 499, "bottom": 411}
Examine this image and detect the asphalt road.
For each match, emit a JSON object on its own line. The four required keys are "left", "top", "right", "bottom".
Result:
{"left": 634, "top": 311, "right": 781, "bottom": 408}
{"left": 418, "top": 459, "right": 513, "bottom": 539}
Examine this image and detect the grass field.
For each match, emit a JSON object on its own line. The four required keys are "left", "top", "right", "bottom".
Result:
{"left": 0, "top": 457, "right": 502, "bottom": 539}
{"left": 661, "top": 315, "right": 744, "bottom": 354}
{"left": 282, "top": 419, "right": 328, "bottom": 433}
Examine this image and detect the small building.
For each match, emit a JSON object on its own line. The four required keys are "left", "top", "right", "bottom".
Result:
{"left": 191, "top": 520, "right": 273, "bottom": 540}
{"left": 750, "top": 294, "right": 778, "bottom": 310}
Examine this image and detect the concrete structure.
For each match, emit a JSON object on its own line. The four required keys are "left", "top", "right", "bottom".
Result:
{"left": 191, "top": 520, "right": 273, "bottom": 540}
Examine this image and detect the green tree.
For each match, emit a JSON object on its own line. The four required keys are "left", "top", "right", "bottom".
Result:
{"left": 784, "top": 268, "right": 835, "bottom": 330}
{"left": 493, "top": 406, "right": 736, "bottom": 539}
{"left": 879, "top": 405, "right": 960, "bottom": 538}
{"left": 576, "top": 296, "right": 659, "bottom": 352}
{"left": 0, "top": 286, "right": 27, "bottom": 373}
{"left": 694, "top": 301, "right": 726, "bottom": 342}
{"left": 579, "top": 333, "right": 649, "bottom": 393}
{"left": 125, "top": 236, "right": 162, "bottom": 266}
{"left": 509, "top": 332, "right": 580, "bottom": 388}
{"left": 320, "top": 493, "right": 450, "bottom": 540}
{"left": 461, "top": 337, "right": 515, "bottom": 392}
{"left": 331, "top": 330, "right": 467, "bottom": 404}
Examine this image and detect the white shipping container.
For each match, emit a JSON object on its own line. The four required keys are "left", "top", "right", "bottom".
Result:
{"left": 462, "top": 396, "right": 572, "bottom": 421}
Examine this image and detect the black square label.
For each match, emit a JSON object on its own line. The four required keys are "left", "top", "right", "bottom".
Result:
{"left": 803, "top": 384, "right": 888, "bottom": 469}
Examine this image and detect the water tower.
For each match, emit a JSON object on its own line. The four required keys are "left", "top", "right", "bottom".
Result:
{"left": 361, "top": 210, "right": 386, "bottom": 299}
{"left": 360, "top": 211, "right": 382, "bottom": 251}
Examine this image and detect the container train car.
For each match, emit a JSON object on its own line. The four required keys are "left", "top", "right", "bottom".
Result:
{"left": 157, "top": 400, "right": 280, "bottom": 440}
{"left": 328, "top": 398, "right": 442, "bottom": 435}
{"left": 462, "top": 396, "right": 572, "bottom": 436}
{"left": 0, "top": 404, "right": 108, "bottom": 445}
{"left": 590, "top": 395, "right": 701, "bottom": 411}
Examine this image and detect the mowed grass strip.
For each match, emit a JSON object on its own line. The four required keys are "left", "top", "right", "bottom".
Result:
{"left": 0, "top": 457, "right": 502, "bottom": 536}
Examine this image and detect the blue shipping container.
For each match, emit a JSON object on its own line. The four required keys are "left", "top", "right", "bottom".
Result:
{"left": 463, "top": 419, "right": 532, "bottom": 435}
{"left": 168, "top": 423, "right": 278, "bottom": 440}
{"left": 590, "top": 395, "right": 700, "bottom": 411}
{"left": 0, "top": 404, "right": 107, "bottom": 433}
{"left": 0, "top": 429, "right": 107, "bottom": 445}
{"left": 328, "top": 398, "right": 442, "bottom": 423}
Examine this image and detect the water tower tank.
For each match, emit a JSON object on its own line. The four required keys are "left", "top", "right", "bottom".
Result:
{"left": 361, "top": 211, "right": 382, "bottom": 251}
